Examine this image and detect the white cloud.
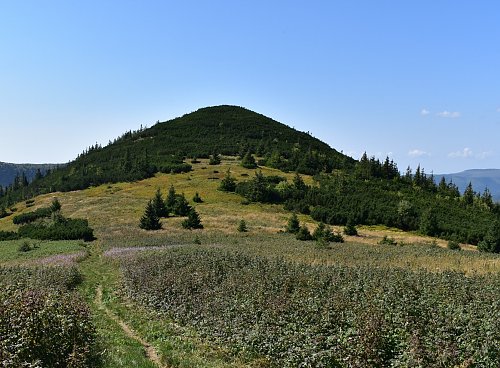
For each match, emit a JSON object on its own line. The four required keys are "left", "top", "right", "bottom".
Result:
{"left": 448, "top": 147, "right": 473, "bottom": 158}
{"left": 437, "top": 110, "right": 461, "bottom": 118}
{"left": 420, "top": 108, "right": 430, "bottom": 116}
{"left": 408, "top": 149, "right": 430, "bottom": 157}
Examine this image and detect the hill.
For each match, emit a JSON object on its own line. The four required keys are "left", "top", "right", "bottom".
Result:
{"left": 1, "top": 105, "right": 354, "bottom": 200}
{"left": 436, "top": 169, "right": 500, "bottom": 202}
{"left": 0, "top": 162, "right": 60, "bottom": 187}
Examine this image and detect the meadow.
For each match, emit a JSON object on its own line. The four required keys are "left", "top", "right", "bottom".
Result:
{"left": 1, "top": 159, "right": 499, "bottom": 367}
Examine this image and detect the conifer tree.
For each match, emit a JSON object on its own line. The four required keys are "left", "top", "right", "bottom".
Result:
{"left": 219, "top": 169, "right": 237, "bottom": 192}
{"left": 241, "top": 151, "right": 257, "bottom": 169}
{"left": 50, "top": 198, "right": 62, "bottom": 213}
{"left": 237, "top": 219, "right": 248, "bottom": 232}
{"left": 209, "top": 151, "right": 221, "bottom": 165}
{"left": 193, "top": 192, "right": 203, "bottom": 203}
{"left": 312, "top": 222, "right": 326, "bottom": 240}
{"left": 173, "top": 193, "right": 191, "bottom": 216}
{"left": 140, "top": 200, "right": 162, "bottom": 230}
{"left": 463, "top": 182, "right": 475, "bottom": 206}
{"left": 182, "top": 208, "right": 203, "bottom": 229}
{"left": 286, "top": 213, "right": 300, "bottom": 234}
{"left": 165, "top": 185, "right": 177, "bottom": 213}
{"left": 152, "top": 188, "right": 168, "bottom": 217}
{"left": 296, "top": 224, "right": 313, "bottom": 241}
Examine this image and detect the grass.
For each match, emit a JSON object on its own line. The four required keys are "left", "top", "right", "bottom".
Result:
{"left": 0, "top": 239, "right": 87, "bottom": 264}
{"left": 1, "top": 159, "right": 500, "bottom": 367}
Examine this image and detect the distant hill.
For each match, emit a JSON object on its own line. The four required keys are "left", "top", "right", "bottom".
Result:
{"left": 435, "top": 169, "right": 500, "bottom": 202}
{"left": 0, "top": 162, "right": 60, "bottom": 187}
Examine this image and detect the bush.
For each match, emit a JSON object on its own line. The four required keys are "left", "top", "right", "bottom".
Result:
{"left": 343, "top": 221, "right": 358, "bottom": 236}
{"left": 296, "top": 225, "right": 312, "bottom": 241}
{"left": 237, "top": 219, "right": 247, "bottom": 232}
{"left": 219, "top": 170, "right": 237, "bottom": 192}
{"left": 12, "top": 207, "right": 52, "bottom": 225}
{"left": 378, "top": 235, "right": 397, "bottom": 245}
{"left": 192, "top": 192, "right": 203, "bottom": 203}
{"left": 0, "top": 231, "right": 19, "bottom": 241}
{"left": 18, "top": 218, "right": 95, "bottom": 241}
{"left": 447, "top": 240, "right": 461, "bottom": 251}
{"left": 18, "top": 241, "right": 32, "bottom": 252}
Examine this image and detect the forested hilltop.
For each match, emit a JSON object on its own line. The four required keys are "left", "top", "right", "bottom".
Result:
{"left": 0, "top": 105, "right": 353, "bottom": 204}
{"left": 1, "top": 105, "right": 499, "bottom": 251}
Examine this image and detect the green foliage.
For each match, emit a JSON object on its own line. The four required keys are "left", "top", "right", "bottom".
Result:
{"left": 477, "top": 219, "right": 500, "bottom": 253}
{"left": 18, "top": 240, "right": 32, "bottom": 252}
{"left": 192, "top": 192, "right": 203, "bottom": 203}
{"left": 447, "top": 239, "right": 461, "bottom": 251}
{"left": 50, "top": 197, "right": 62, "bottom": 213}
{"left": 152, "top": 188, "right": 168, "bottom": 217}
{"left": 121, "top": 249, "right": 500, "bottom": 367}
{"left": 378, "top": 236, "right": 397, "bottom": 245}
{"left": 286, "top": 213, "right": 300, "bottom": 234}
{"left": 0, "top": 265, "right": 96, "bottom": 367}
{"left": 219, "top": 170, "right": 237, "bottom": 192}
{"left": 0, "top": 230, "right": 19, "bottom": 241}
{"left": 172, "top": 193, "right": 191, "bottom": 216}
{"left": 419, "top": 207, "right": 439, "bottom": 237}
{"left": 343, "top": 220, "right": 358, "bottom": 236}
{"left": 296, "top": 225, "right": 313, "bottom": 241}
{"left": 139, "top": 200, "right": 162, "bottom": 230}
{"left": 181, "top": 208, "right": 203, "bottom": 229}
{"left": 237, "top": 219, "right": 247, "bottom": 232}
{"left": 209, "top": 152, "right": 221, "bottom": 165}
{"left": 0, "top": 206, "right": 7, "bottom": 218}
{"left": 18, "top": 218, "right": 95, "bottom": 241}
{"left": 12, "top": 206, "right": 52, "bottom": 225}
{"left": 240, "top": 151, "right": 257, "bottom": 169}
{"left": 165, "top": 185, "right": 177, "bottom": 211}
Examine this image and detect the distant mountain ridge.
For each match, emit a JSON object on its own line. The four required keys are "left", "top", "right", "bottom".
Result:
{"left": 0, "top": 162, "right": 60, "bottom": 187}
{"left": 435, "top": 169, "right": 500, "bottom": 202}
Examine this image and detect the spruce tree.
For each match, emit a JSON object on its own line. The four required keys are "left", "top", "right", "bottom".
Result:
{"left": 50, "top": 198, "right": 62, "bottom": 213}
{"left": 165, "top": 185, "right": 177, "bottom": 213}
{"left": 140, "top": 200, "right": 162, "bottom": 230}
{"left": 152, "top": 188, "right": 168, "bottom": 217}
{"left": 182, "top": 208, "right": 203, "bottom": 229}
{"left": 237, "top": 219, "right": 248, "bottom": 232}
{"left": 193, "top": 192, "right": 203, "bottom": 203}
{"left": 241, "top": 151, "right": 257, "bottom": 169}
{"left": 219, "top": 169, "right": 237, "bottom": 192}
{"left": 312, "top": 222, "right": 326, "bottom": 240}
{"left": 209, "top": 151, "right": 221, "bottom": 165}
{"left": 173, "top": 193, "right": 191, "bottom": 216}
{"left": 296, "top": 225, "right": 313, "bottom": 241}
{"left": 286, "top": 213, "right": 300, "bottom": 234}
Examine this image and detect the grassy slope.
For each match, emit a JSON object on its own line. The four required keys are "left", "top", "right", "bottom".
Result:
{"left": 1, "top": 159, "right": 500, "bottom": 367}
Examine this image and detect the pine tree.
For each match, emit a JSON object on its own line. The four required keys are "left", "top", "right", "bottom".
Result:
{"left": 286, "top": 213, "right": 300, "bottom": 233}
{"left": 173, "top": 193, "right": 191, "bottom": 216}
{"left": 193, "top": 192, "right": 203, "bottom": 203}
{"left": 140, "top": 200, "right": 162, "bottom": 230}
{"left": 237, "top": 219, "right": 248, "bottom": 232}
{"left": 165, "top": 185, "right": 177, "bottom": 213}
{"left": 419, "top": 207, "right": 439, "bottom": 236}
{"left": 152, "top": 188, "right": 168, "bottom": 217}
{"left": 219, "top": 169, "right": 237, "bottom": 192}
{"left": 312, "top": 222, "right": 326, "bottom": 240}
{"left": 344, "top": 219, "right": 358, "bottom": 236}
{"left": 182, "top": 208, "right": 203, "bottom": 229}
{"left": 50, "top": 198, "right": 62, "bottom": 213}
{"left": 241, "top": 151, "right": 257, "bottom": 169}
{"left": 463, "top": 182, "right": 475, "bottom": 206}
{"left": 209, "top": 151, "right": 221, "bottom": 165}
{"left": 296, "top": 225, "right": 313, "bottom": 241}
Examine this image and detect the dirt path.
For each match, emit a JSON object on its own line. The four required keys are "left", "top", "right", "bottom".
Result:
{"left": 95, "top": 285, "right": 167, "bottom": 368}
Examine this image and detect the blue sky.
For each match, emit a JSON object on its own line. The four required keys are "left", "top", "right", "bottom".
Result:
{"left": 1, "top": 1, "right": 499, "bottom": 173}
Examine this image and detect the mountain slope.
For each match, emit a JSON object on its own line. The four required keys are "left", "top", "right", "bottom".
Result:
{"left": 0, "top": 162, "right": 59, "bottom": 187}
{"left": 436, "top": 169, "right": 500, "bottom": 201}
{"left": 2, "top": 105, "right": 355, "bottom": 199}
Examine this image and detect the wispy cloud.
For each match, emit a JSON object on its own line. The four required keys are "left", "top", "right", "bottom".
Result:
{"left": 447, "top": 148, "right": 491, "bottom": 159}
{"left": 437, "top": 111, "right": 461, "bottom": 118}
{"left": 408, "top": 149, "right": 430, "bottom": 157}
{"left": 420, "top": 108, "right": 430, "bottom": 116}
{"left": 448, "top": 147, "right": 473, "bottom": 158}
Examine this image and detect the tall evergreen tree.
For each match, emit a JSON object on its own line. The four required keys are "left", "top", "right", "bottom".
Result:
{"left": 152, "top": 188, "right": 168, "bottom": 217}
{"left": 165, "top": 185, "right": 177, "bottom": 212}
{"left": 463, "top": 182, "right": 475, "bottom": 206}
{"left": 286, "top": 213, "right": 300, "bottom": 234}
{"left": 140, "top": 200, "right": 162, "bottom": 230}
{"left": 241, "top": 151, "right": 257, "bottom": 169}
{"left": 219, "top": 169, "right": 237, "bottom": 192}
